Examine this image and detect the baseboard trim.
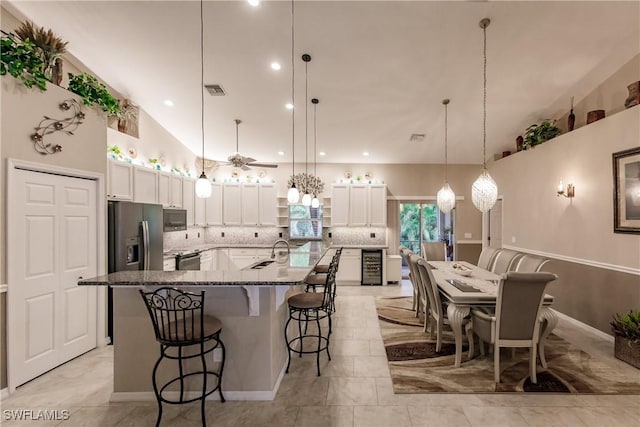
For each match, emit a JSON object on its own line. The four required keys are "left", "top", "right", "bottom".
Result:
{"left": 1, "top": 387, "right": 9, "bottom": 400}
{"left": 502, "top": 245, "right": 640, "bottom": 276}
{"left": 552, "top": 309, "right": 614, "bottom": 342}
{"left": 111, "top": 361, "right": 288, "bottom": 402}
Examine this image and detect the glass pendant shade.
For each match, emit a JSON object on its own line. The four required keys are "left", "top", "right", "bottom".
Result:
{"left": 301, "top": 192, "right": 312, "bottom": 206}
{"left": 436, "top": 182, "right": 456, "bottom": 214}
{"left": 195, "top": 172, "right": 212, "bottom": 198}
{"left": 287, "top": 185, "right": 300, "bottom": 204}
{"left": 471, "top": 169, "right": 498, "bottom": 212}
{"left": 311, "top": 196, "right": 320, "bottom": 208}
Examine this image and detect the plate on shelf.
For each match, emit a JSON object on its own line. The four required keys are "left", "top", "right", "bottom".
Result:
{"left": 127, "top": 147, "right": 137, "bottom": 159}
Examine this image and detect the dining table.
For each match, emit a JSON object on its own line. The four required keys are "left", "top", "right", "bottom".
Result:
{"left": 428, "top": 261, "right": 557, "bottom": 368}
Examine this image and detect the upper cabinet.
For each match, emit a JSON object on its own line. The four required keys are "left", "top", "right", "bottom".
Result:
{"left": 205, "top": 183, "right": 223, "bottom": 226}
{"left": 241, "top": 183, "right": 259, "bottom": 226}
{"left": 107, "top": 159, "right": 133, "bottom": 200}
{"left": 331, "top": 183, "right": 387, "bottom": 227}
{"left": 223, "top": 183, "right": 242, "bottom": 225}
{"left": 259, "top": 183, "right": 278, "bottom": 226}
{"left": 182, "top": 177, "right": 195, "bottom": 227}
{"left": 157, "top": 171, "right": 171, "bottom": 207}
{"left": 132, "top": 165, "right": 157, "bottom": 204}
{"left": 223, "top": 182, "right": 277, "bottom": 227}
{"left": 169, "top": 175, "right": 183, "bottom": 208}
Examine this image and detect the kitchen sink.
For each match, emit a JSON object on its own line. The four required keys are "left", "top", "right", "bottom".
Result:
{"left": 249, "top": 260, "right": 275, "bottom": 270}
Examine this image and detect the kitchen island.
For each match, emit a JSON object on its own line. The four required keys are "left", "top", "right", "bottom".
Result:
{"left": 79, "top": 242, "right": 327, "bottom": 401}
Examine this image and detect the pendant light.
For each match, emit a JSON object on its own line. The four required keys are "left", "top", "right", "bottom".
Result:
{"left": 311, "top": 98, "right": 320, "bottom": 209}
{"left": 436, "top": 99, "right": 456, "bottom": 213}
{"left": 471, "top": 18, "right": 498, "bottom": 212}
{"left": 301, "top": 53, "right": 312, "bottom": 207}
{"left": 286, "top": 0, "right": 299, "bottom": 204}
{"left": 195, "top": 0, "right": 212, "bottom": 198}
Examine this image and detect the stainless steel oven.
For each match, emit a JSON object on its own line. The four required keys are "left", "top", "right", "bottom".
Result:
{"left": 176, "top": 252, "right": 201, "bottom": 270}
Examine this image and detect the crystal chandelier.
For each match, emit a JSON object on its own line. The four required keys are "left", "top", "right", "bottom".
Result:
{"left": 471, "top": 18, "right": 498, "bottom": 213}
{"left": 195, "top": 0, "right": 211, "bottom": 198}
{"left": 436, "top": 99, "right": 455, "bottom": 214}
{"left": 301, "top": 54, "right": 312, "bottom": 207}
{"left": 311, "top": 98, "right": 320, "bottom": 208}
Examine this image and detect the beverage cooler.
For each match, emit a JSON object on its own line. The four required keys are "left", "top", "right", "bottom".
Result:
{"left": 361, "top": 249, "right": 383, "bottom": 286}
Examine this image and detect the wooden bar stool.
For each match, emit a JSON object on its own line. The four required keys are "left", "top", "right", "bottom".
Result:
{"left": 139, "top": 287, "right": 225, "bottom": 427}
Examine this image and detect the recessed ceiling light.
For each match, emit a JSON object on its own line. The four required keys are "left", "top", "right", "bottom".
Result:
{"left": 270, "top": 62, "right": 281, "bottom": 71}
{"left": 319, "top": 151, "right": 326, "bottom": 156}
{"left": 363, "top": 152, "right": 369, "bottom": 156}
{"left": 248, "top": 0, "right": 260, "bottom": 7}
{"left": 163, "top": 99, "right": 174, "bottom": 107}
{"left": 278, "top": 151, "right": 285, "bottom": 156}
{"left": 285, "top": 103, "right": 294, "bottom": 110}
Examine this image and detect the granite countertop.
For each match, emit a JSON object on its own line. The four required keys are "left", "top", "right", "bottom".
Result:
{"left": 81, "top": 242, "right": 328, "bottom": 287}
{"left": 330, "top": 244, "right": 388, "bottom": 249}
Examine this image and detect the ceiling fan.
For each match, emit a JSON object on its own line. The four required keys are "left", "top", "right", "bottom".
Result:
{"left": 217, "top": 119, "right": 278, "bottom": 171}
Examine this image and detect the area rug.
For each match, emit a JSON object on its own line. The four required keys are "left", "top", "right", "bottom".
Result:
{"left": 376, "top": 296, "right": 640, "bottom": 394}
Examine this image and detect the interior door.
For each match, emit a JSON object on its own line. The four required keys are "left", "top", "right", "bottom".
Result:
{"left": 487, "top": 199, "right": 503, "bottom": 248}
{"left": 9, "top": 168, "right": 97, "bottom": 389}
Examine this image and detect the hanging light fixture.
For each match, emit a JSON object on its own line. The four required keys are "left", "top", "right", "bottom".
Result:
{"left": 195, "top": 0, "right": 212, "bottom": 198}
{"left": 311, "top": 98, "right": 320, "bottom": 209}
{"left": 286, "top": 0, "right": 299, "bottom": 204}
{"left": 301, "top": 53, "right": 312, "bottom": 207}
{"left": 437, "top": 99, "right": 456, "bottom": 213}
{"left": 471, "top": 18, "right": 498, "bottom": 213}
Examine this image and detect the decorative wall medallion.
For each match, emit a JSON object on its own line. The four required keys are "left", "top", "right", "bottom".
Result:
{"left": 127, "top": 147, "right": 137, "bottom": 159}
{"left": 344, "top": 171, "right": 352, "bottom": 179}
{"left": 258, "top": 170, "right": 266, "bottom": 179}
{"left": 31, "top": 99, "right": 84, "bottom": 155}
{"left": 365, "top": 171, "right": 373, "bottom": 180}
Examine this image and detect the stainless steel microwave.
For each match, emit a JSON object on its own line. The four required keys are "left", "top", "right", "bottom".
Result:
{"left": 163, "top": 209, "right": 187, "bottom": 231}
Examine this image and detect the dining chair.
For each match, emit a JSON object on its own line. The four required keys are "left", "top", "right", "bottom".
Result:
{"left": 514, "top": 254, "right": 550, "bottom": 273}
{"left": 421, "top": 242, "right": 447, "bottom": 261}
{"left": 490, "top": 249, "right": 522, "bottom": 274}
{"left": 416, "top": 257, "right": 473, "bottom": 357}
{"left": 399, "top": 246, "right": 421, "bottom": 317}
{"left": 409, "top": 253, "right": 429, "bottom": 324}
{"left": 470, "top": 271, "right": 558, "bottom": 384}
{"left": 477, "top": 246, "right": 500, "bottom": 271}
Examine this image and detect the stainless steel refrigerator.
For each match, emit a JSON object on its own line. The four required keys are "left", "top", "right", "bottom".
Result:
{"left": 107, "top": 201, "right": 163, "bottom": 341}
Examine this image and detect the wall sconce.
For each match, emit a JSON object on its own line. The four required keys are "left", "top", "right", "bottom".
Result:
{"left": 557, "top": 179, "right": 575, "bottom": 198}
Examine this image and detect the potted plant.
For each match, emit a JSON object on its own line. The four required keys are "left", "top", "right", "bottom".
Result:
{"left": 610, "top": 310, "right": 640, "bottom": 369}
{"left": 67, "top": 72, "right": 120, "bottom": 116}
{"left": 523, "top": 119, "right": 561, "bottom": 149}
{"left": 14, "top": 20, "right": 68, "bottom": 84}
{"left": 0, "top": 32, "right": 48, "bottom": 90}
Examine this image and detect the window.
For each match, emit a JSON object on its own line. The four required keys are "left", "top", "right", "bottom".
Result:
{"left": 289, "top": 205, "right": 323, "bottom": 240}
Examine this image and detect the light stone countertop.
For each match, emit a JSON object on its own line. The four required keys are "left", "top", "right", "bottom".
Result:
{"left": 81, "top": 242, "right": 328, "bottom": 287}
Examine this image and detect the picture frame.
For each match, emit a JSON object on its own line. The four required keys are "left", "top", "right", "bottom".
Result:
{"left": 613, "top": 146, "right": 640, "bottom": 234}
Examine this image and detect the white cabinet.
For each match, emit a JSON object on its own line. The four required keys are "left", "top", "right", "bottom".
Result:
{"left": 194, "top": 192, "right": 206, "bottom": 226}
{"left": 107, "top": 160, "right": 133, "bottom": 200}
{"left": 259, "top": 183, "right": 277, "bottom": 226}
{"left": 163, "top": 257, "right": 176, "bottom": 271}
{"left": 169, "top": 175, "right": 183, "bottom": 208}
{"left": 132, "top": 165, "right": 158, "bottom": 204}
{"left": 228, "top": 248, "right": 271, "bottom": 270}
{"left": 205, "top": 183, "right": 223, "bottom": 226}
{"left": 223, "top": 183, "right": 242, "bottom": 225}
{"left": 215, "top": 249, "right": 229, "bottom": 271}
{"left": 331, "top": 183, "right": 387, "bottom": 227}
{"left": 241, "top": 183, "right": 259, "bottom": 226}
{"left": 157, "top": 171, "right": 171, "bottom": 207}
{"left": 336, "top": 248, "right": 361, "bottom": 283}
{"left": 182, "top": 177, "right": 195, "bottom": 227}
{"left": 386, "top": 255, "right": 402, "bottom": 283}
{"left": 331, "top": 184, "right": 349, "bottom": 226}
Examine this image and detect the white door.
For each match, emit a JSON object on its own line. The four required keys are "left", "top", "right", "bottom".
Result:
{"left": 241, "top": 183, "right": 259, "bottom": 226}
{"left": 349, "top": 185, "right": 368, "bottom": 226}
{"left": 368, "top": 184, "right": 387, "bottom": 226}
{"left": 330, "top": 184, "right": 349, "bottom": 226}
{"left": 258, "top": 183, "right": 277, "bottom": 226}
{"left": 9, "top": 169, "right": 97, "bottom": 389}
{"left": 107, "top": 159, "right": 132, "bottom": 200}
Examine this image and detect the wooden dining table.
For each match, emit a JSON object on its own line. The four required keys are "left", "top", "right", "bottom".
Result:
{"left": 428, "top": 261, "right": 557, "bottom": 368}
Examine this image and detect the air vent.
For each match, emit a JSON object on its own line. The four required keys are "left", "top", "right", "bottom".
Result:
{"left": 205, "top": 84, "right": 227, "bottom": 96}
{"left": 409, "top": 133, "right": 425, "bottom": 142}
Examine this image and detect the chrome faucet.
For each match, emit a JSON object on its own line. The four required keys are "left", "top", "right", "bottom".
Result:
{"left": 270, "top": 239, "right": 290, "bottom": 259}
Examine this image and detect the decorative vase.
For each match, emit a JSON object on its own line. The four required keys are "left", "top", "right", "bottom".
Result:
{"left": 625, "top": 81, "right": 640, "bottom": 109}
{"left": 586, "top": 110, "right": 605, "bottom": 124}
{"left": 567, "top": 96, "right": 575, "bottom": 131}
{"left": 50, "top": 58, "right": 63, "bottom": 86}
{"left": 516, "top": 135, "right": 524, "bottom": 152}
{"left": 614, "top": 335, "right": 640, "bottom": 369}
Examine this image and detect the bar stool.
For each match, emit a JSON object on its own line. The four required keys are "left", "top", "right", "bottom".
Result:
{"left": 305, "top": 248, "right": 342, "bottom": 295}
{"left": 139, "top": 287, "right": 225, "bottom": 427}
{"left": 285, "top": 258, "right": 339, "bottom": 376}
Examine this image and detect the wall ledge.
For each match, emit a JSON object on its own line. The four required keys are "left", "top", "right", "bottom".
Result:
{"left": 503, "top": 245, "right": 640, "bottom": 276}
{"left": 0, "top": 284, "right": 7, "bottom": 293}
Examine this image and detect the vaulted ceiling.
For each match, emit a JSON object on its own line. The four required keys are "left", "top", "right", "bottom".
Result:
{"left": 5, "top": 1, "right": 639, "bottom": 164}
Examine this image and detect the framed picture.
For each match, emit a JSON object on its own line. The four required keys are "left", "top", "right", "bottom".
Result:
{"left": 613, "top": 146, "right": 640, "bottom": 234}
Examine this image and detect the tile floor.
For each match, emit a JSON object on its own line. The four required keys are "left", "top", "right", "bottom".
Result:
{"left": 2, "top": 281, "right": 639, "bottom": 426}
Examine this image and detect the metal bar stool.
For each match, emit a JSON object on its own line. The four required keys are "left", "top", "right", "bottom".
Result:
{"left": 285, "top": 257, "right": 339, "bottom": 376}
{"left": 139, "top": 287, "right": 226, "bottom": 427}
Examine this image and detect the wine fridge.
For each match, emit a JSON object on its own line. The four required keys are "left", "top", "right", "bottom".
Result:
{"left": 361, "top": 249, "right": 383, "bottom": 286}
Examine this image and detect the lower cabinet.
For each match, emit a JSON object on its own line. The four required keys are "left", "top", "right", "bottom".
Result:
{"left": 228, "top": 248, "right": 272, "bottom": 270}
{"left": 337, "top": 249, "right": 362, "bottom": 283}
{"left": 163, "top": 257, "right": 176, "bottom": 272}
{"left": 200, "top": 250, "right": 213, "bottom": 271}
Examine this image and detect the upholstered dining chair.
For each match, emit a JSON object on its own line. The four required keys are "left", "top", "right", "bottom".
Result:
{"left": 416, "top": 257, "right": 474, "bottom": 357}
{"left": 399, "top": 246, "right": 421, "bottom": 317}
{"left": 514, "top": 254, "right": 550, "bottom": 273}
{"left": 409, "top": 253, "right": 429, "bottom": 324}
{"left": 421, "top": 242, "right": 447, "bottom": 261}
{"left": 490, "top": 249, "right": 522, "bottom": 274}
{"left": 477, "top": 246, "right": 500, "bottom": 271}
{"left": 470, "top": 271, "right": 558, "bottom": 384}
